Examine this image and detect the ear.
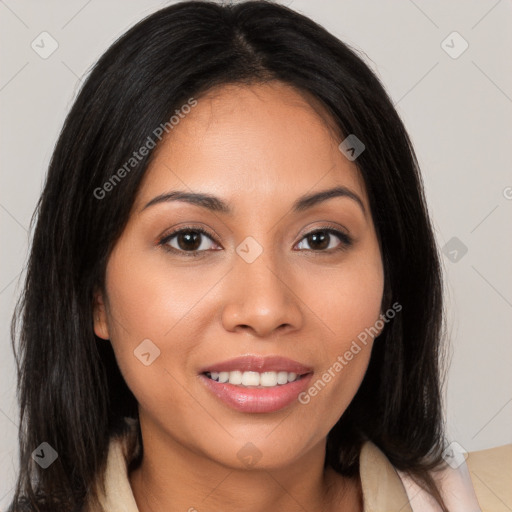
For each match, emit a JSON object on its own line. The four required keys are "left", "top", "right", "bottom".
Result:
{"left": 93, "top": 287, "right": 110, "bottom": 340}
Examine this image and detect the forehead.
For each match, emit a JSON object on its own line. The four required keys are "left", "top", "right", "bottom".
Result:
{"left": 134, "top": 81, "right": 368, "bottom": 213}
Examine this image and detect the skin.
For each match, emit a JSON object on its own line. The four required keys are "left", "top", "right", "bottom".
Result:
{"left": 94, "top": 81, "right": 384, "bottom": 512}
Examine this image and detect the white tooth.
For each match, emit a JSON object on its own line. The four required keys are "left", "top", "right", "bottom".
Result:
{"left": 241, "top": 371, "right": 260, "bottom": 386}
{"left": 260, "top": 371, "right": 278, "bottom": 387}
{"left": 211, "top": 370, "right": 301, "bottom": 387}
{"left": 229, "top": 371, "right": 243, "bottom": 385}
{"left": 276, "top": 371, "right": 289, "bottom": 385}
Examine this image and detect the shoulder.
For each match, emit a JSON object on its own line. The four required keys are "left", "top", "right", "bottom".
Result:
{"left": 465, "top": 443, "right": 512, "bottom": 511}
{"left": 397, "top": 443, "right": 512, "bottom": 512}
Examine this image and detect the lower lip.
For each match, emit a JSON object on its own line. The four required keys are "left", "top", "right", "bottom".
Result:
{"left": 199, "top": 373, "right": 313, "bottom": 413}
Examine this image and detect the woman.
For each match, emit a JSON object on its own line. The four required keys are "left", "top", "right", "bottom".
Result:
{"left": 8, "top": 1, "right": 484, "bottom": 511}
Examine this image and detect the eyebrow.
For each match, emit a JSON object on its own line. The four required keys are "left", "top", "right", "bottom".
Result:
{"left": 141, "top": 185, "right": 365, "bottom": 215}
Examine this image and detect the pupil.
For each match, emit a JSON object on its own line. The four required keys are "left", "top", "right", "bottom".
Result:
{"left": 175, "top": 231, "right": 331, "bottom": 252}
{"left": 178, "top": 231, "right": 201, "bottom": 251}
{"left": 309, "top": 231, "right": 328, "bottom": 250}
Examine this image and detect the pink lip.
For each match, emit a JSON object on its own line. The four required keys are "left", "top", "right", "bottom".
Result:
{"left": 198, "top": 355, "right": 314, "bottom": 414}
{"left": 199, "top": 355, "right": 313, "bottom": 375}
{"left": 199, "top": 373, "right": 313, "bottom": 413}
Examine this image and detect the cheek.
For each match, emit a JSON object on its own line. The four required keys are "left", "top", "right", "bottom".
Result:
{"left": 102, "top": 244, "right": 232, "bottom": 416}
{"left": 102, "top": 256, "right": 221, "bottom": 454}
{"left": 294, "top": 248, "right": 383, "bottom": 420}
{"left": 303, "top": 248, "right": 384, "bottom": 344}
{"left": 104, "top": 239, "right": 221, "bottom": 345}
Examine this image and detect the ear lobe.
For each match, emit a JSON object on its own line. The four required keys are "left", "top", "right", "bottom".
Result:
{"left": 93, "top": 288, "right": 110, "bottom": 340}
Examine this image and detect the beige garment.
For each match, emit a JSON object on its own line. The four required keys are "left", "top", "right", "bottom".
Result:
{"left": 466, "top": 444, "right": 512, "bottom": 512}
{"left": 92, "top": 418, "right": 507, "bottom": 511}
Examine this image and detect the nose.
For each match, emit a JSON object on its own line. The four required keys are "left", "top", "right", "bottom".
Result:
{"left": 221, "top": 248, "right": 304, "bottom": 338}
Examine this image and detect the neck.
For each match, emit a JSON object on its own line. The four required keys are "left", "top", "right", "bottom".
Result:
{"left": 129, "top": 418, "right": 362, "bottom": 512}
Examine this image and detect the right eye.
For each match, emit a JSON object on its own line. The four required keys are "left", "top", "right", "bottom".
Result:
{"left": 159, "top": 227, "right": 221, "bottom": 257}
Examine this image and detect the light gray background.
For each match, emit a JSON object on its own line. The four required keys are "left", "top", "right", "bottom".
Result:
{"left": 1, "top": 0, "right": 511, "bottom": 507}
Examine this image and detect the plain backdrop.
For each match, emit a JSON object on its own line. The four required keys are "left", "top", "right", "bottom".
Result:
{"left": 1, "top": 0, "right": 511, "bottom": 506}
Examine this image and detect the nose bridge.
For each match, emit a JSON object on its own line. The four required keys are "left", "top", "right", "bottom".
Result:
{"left": 221, "top": 235, "right": 303, "bottom": 336}
{"left": 236, "top": 237, "right": 283, "bottom": 297}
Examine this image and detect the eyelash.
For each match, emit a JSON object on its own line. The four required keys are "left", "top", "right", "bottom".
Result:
{"left": 158, "top": 224, "right": 353, "bottom": 258}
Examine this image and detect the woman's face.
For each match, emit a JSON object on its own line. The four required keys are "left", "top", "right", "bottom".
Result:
{"left": 94, "top": 81, "right": 384, "bottom": 469}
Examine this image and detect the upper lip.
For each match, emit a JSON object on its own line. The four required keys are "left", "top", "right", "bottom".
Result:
{"left": 199, "top": 355, "right": 313, "bottom": 375}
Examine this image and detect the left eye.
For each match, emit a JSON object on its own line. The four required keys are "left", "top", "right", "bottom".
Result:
{"left": 295, "top": 229, "right": 352, "bottom": 252}
{"left": 159, "top": 227, "right": 352, "bottom": 256}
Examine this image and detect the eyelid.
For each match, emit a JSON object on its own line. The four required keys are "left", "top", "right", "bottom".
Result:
{"left": 158, "top": 224, "right": 221, "bottom": 257}
{"left": 295, "top": 221, "right": 351, "bottom": 243}
{"left": 158, "top": 222, "right": 353, "bottom": 256}
{"left": 294, "top": 223, "right": 353, "bottom": 253}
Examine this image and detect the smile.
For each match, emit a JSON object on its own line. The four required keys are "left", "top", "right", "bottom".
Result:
{"left": 204, "top": 370, "right": 302, "bottom": 387}
{"left": 198, "top": 355, "right": 314, "bottom": 413}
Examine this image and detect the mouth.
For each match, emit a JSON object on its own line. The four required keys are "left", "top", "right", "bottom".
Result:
{"left": 203, "top": 370, "right": 307, "bottom": 387}
{"left": 198, "top": 355, "right": 313, "bottom": 413}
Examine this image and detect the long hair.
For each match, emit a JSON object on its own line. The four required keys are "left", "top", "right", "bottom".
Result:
{"left": 9, "top": 1, "right": 447, "bottom": 510}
